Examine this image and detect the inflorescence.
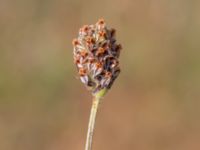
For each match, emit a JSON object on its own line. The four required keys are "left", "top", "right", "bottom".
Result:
{"left": 72, "top": 19, "right": 121, "bottom": 94}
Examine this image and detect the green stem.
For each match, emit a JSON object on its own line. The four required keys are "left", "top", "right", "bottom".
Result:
{"left": 85, "top": 89, "right": 107, "bottom": 150}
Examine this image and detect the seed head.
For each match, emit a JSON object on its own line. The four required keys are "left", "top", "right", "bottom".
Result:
{"left": 73, "top": 19, "right": 121, "bottom": 94}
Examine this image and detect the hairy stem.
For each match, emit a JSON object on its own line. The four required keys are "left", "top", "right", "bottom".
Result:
{"left": 85, "top": 89, "right": 107, "bottom": 150}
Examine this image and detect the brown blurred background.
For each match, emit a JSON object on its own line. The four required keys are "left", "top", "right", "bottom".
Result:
{"left": 0, "top": 0, "right": 200, "bottom": 150}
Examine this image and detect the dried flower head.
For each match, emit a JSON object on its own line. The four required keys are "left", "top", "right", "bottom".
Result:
{"left": 73, "top": 19, "right": 121, "bottom": 94}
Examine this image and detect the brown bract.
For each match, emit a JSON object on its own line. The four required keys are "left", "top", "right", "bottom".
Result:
{"left": 72, "top": 19, "right": 121, "bottom": 94}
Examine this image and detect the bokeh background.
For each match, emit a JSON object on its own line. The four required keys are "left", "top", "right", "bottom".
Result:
{"left": 1, "top": 0, "right": 200, "bottom": 150}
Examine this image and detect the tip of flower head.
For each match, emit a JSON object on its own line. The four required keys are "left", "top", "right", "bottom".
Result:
{"left": 97, "top": 18, "right": 105, "bottom": 25}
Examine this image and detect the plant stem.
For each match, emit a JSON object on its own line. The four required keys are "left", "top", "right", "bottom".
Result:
{"left": 85, "top": 89, "right": 107, "bottom": 150}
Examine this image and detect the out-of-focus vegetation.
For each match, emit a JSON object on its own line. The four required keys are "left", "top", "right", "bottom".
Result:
{"left": 0, "top": 0, "right": 200, "bottom": 150}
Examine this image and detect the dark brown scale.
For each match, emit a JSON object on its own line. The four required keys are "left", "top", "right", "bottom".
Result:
{"left": 110, "top": 28, "right": 116, "bottom": 38}
{"left": 95, "top": 74, "right": 102, "bottom": 81}
{"left": 111, "top": 39, "right": 116, "bottom": 44}
{"left": 90, "top": 48, "right": 97, "bottom": 55}
{"left": 113, "top": 67, "right": 121, "bottom": 76}
{"left": 116, "top": 44, "right": 122, "bottom": 50}
{"left": 110, "top": 44, "right": 121, "bottom": 58}
{"left": 101, "top": 41, "right": 108, "bottom": 48}
{"left": 87, "top": 80, "right": 95, "bottom": 87}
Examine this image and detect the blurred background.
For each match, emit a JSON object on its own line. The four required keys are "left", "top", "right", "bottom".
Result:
{"left": 0, "top": 0, "right": 200, "bottom": 150}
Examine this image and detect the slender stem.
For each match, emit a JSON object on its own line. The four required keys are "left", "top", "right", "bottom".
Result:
{"left": 85, "top": 89, "right": 107, "bottom": 150}
{"left": 84, "top": 96, "right": 100, "bottom": 150}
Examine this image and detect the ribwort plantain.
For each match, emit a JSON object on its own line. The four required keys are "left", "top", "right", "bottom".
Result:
{"left": 72, "top": 19, "right": 122, "bottom": 150}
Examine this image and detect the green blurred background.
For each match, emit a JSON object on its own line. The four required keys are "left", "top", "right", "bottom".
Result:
{"left": 0, "top": 0, "right": 200, "bottom": 150}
